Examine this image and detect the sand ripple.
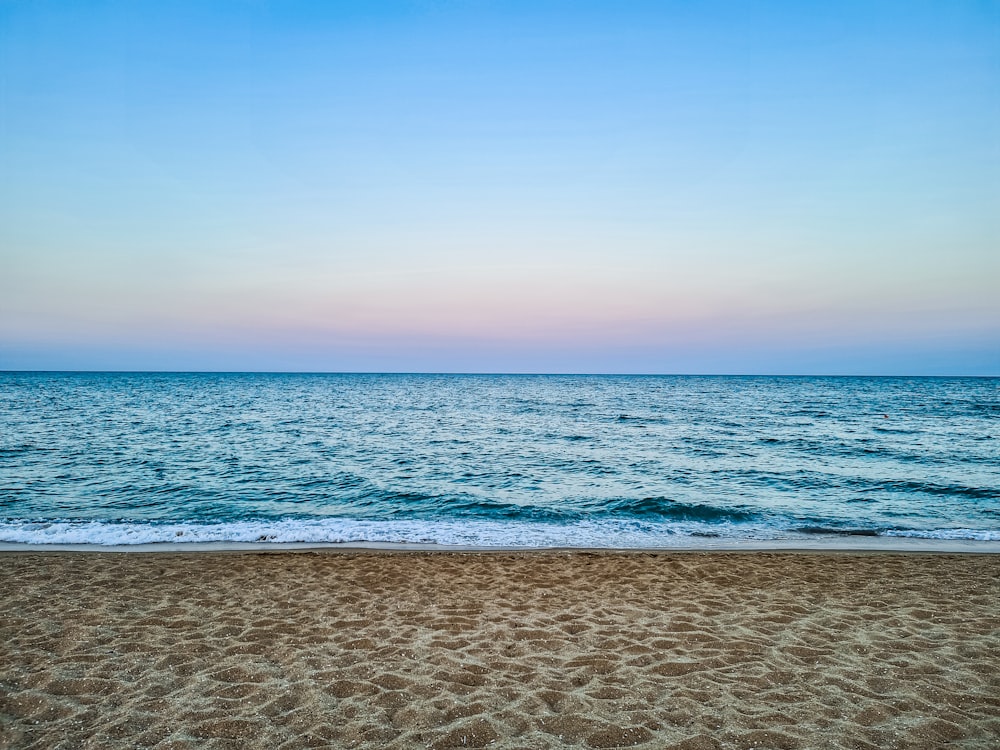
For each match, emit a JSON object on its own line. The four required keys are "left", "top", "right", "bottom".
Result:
{"left": 1, "top": 551, "right": 998, "bottom": 748}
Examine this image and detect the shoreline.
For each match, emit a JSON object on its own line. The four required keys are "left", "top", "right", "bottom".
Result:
{"left": 2, "top": 535, "right": 1000, "bottom": 554}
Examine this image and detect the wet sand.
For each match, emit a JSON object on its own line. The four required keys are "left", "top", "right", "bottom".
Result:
{"left": 1, "top": 550, "right": 997, "bottom": 749}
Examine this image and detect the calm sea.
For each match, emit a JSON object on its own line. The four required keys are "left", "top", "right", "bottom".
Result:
{"left": 1, "top": 373, "right": 997, "bottom": 547}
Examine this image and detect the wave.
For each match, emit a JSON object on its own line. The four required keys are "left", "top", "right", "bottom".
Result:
{"left": 0, "top": 517, "right": 997, "bottom": 546}
{"left": 381, "top": 494, "right": 759, "bottom": 525}
{"left": 603, "top": 497, "right": 757, "bottom": 522}
{"left": 0, "top": 517, "right": 761, "bottom": 547}
{"left": 874, "top": 480, "right": 1000, "bottom": 501}
{"left": 795, "top": 526, "right": 881, "bottom": 537}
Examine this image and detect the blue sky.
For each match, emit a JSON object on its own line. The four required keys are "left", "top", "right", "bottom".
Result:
{"left": 1, "top": 1, "right": 998, "bottom": 373}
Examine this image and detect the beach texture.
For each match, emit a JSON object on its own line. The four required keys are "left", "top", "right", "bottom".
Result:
{"left": 1, "top": 551, "right": 997, "bottom": 749}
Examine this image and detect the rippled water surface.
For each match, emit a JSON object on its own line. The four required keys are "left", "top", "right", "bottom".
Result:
{"left": 1, "top": 373, "right": 997, "bottom": 546}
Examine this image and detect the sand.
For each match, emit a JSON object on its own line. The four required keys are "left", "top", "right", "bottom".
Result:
{"left": 1, "top": 551, "right": 997, "bottom": 749}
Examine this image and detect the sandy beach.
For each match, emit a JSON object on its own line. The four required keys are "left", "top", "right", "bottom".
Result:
{"left": 1, "top": 550, "right": 997, "bottom": 749}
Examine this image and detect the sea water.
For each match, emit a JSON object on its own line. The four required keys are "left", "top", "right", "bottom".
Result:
{"left": 1, "top": 373, "right": 997, "bottom": 547}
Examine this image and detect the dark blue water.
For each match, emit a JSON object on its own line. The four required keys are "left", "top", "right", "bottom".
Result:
{"left": 1, "top": 373, "right": 997, "bottom": 546}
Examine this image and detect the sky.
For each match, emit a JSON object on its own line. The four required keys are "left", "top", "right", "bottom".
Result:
{"left": 1, "top": 0, "right": 998, "bottom": 374}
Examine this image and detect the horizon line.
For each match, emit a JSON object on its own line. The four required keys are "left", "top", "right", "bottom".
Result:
{"left": 2, "top": 370, "right": 997, "bottom": 379}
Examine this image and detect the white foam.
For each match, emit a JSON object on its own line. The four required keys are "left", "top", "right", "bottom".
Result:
{"left": 1, "top": 517, "right": 998, "bottom": 547}
{"left": 883, "top": 528, "right": 1000, "bottom": 542}
{"left": 0, "top": 517, "right": 775, "bottom": 548}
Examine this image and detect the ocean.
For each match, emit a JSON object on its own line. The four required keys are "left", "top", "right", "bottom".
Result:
{"left": 1, "top": 372, "right": 997, "bottom": 548}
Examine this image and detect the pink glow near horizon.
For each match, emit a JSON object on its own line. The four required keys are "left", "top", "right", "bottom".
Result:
{"left": 1, "top": 2, "right": 997, "bottom": 372}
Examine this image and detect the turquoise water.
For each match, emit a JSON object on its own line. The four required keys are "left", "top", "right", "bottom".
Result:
{"left": 1, "top": 373, "right": 997, "bottom": 546}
